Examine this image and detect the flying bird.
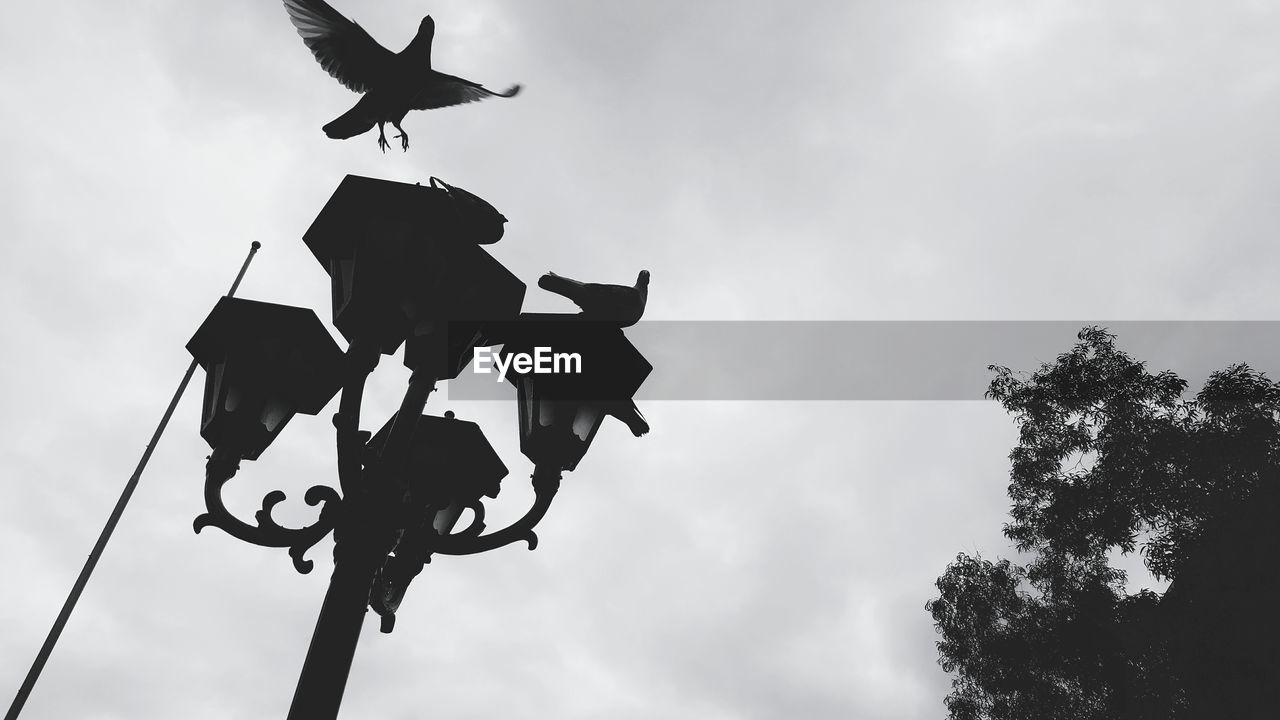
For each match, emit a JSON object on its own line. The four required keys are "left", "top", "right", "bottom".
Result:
{"left": 284, "top": 0, "right": 521, "bottom": 152}
{"left": 537, "top": 270, "right": 650, "bottom": 328}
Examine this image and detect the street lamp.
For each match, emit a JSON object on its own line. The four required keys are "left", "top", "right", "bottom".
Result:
{"left": 302, "top": 173, "right": 525, "bottom": 376}
{"left": 505, "top": 318, "right": 652, "bottom": 472}
{"left": 426, "top": 318, "right": 652, "bottom": 561}
{"left": 186, "top": 296, "right": 345, "bottom": 573}
{"left": 182, "top": 174, "right": 651, "bottom": 720}
{"left": 365, "top": 410, "right": 508, "bottom": 632}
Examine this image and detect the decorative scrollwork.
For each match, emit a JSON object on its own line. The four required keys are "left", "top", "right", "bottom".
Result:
{"left": 450, "top": 498, "right": 487, "bottom": 538}
{"left": 194, "top": 447, "right": 341, "bottom": 573}
{"left": 428, "top": 466, "right": 559, "bottom": 556}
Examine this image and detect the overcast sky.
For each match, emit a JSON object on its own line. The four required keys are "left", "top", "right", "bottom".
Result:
{"left": 4, "top": 1, "right": 1280, "bottom": 718}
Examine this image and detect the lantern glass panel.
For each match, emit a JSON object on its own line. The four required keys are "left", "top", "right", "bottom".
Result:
{"left": 224, "top": 384, "right": 245, "bottom": 413}
{"left": 538, "top": 398, "right": 556, "bottom": 428}
{"left": 517, "top": 381, "right": 533, "bottom": 441}
{"left": 202, "top": 361, "right": 226, "bottom": 433}
{"left": 331, "top": 257, "right": 355, "bottom": 314}
{"left": 262, "top": 396, "right": 293, "bottom": 433}
{"left": 431, "top": 502, "right": 464, "bottom": 534}
{"left": 572, "top": 405, "right": 602, "bottom": 441}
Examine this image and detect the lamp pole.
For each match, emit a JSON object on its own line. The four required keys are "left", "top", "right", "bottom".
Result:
{"left": 286, "top": 353, "right": 439, "bottom": 720}
{"left": 5, "top": 242, "right": 262, "bottom": 720}
{"left": 285, "top": 523, "right": 389, "bottom": 720}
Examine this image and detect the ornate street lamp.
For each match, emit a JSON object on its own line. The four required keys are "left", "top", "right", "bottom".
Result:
{"left": 302, "top": 174, "right": 525, "bottom": 378}
{"left": 186, "top": 296, "right": 345, "bottom": 572}
{"left": 505, "top": 318, "right": 652, "bottom": 471}
{"left": 182, "top": 175, "right": 650, "bottom": 720}
{"left": 425, "top": 318, "right": 652, "bottom": 562}
{"left": 364, "top": 410, "right": 508, "bottom": 632}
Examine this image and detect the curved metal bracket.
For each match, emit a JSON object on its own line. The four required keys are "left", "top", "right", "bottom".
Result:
{"left": 428, "top": 466, "right": 561, "bottom": 556}
{"left": 194, "top": 447, "right": 341, "bottom": 574}
{"left": 449, "top": 499, "right": 487, "bottom": 538}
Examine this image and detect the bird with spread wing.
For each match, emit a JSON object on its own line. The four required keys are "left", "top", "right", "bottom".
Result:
{"left": 284, "top": 0, "right": 521, "bottom": 152}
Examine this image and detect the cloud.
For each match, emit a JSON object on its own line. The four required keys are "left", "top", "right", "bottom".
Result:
{"left": 3, "top": 1, "right": 1280, "bottom": 718}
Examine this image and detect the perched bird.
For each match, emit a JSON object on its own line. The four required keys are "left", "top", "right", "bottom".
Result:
{"left": 537, "top": 270, "right": 650, "bottom": 328}
{"left": 604, "top": 400, "right": 649, "bottom": 437}
{"left": 284, "top": 0, "right": 521, "bottom": 152}
{"left": 430, "top": 176, "right": 507, "bottom": 245}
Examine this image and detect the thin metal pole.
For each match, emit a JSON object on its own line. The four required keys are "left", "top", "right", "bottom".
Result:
{"left": 5, "top": 242, "right": 262, "bottom": 720}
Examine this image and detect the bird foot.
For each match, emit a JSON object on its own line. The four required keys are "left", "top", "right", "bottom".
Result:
{"left": 377, "top": 134, "right": 389, "bottom": 153}
{"left": 394, "top": 132, "right": 409, "bottom": 151}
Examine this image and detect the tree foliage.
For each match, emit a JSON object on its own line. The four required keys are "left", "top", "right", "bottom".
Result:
{"left": 928, "top": 327, "right": 1280, "bottom": 719}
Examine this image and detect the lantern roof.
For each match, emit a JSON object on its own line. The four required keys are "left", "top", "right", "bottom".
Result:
{"left": 186, "top": 296, "right": 344, "bottom": 415}
{"left": 302, "top": 175, "right": 448, "bottom": 268}
{"left": 302, "top": 175, "right": 526, "bottom": 354}
{"left": 500, "top": 314, "right": 652, "bottom": 401}
{"left": 367, "top": 412, "right": 509, "bottom": 502}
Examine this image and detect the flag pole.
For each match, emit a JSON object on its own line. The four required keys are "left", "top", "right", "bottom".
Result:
{"left": 5, "top": 241, "right": 262, "bottom": 720}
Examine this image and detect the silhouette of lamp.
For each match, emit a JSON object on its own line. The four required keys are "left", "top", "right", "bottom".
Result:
{"left": 275, "top": 175, "right": 539, "bottom": 720}
{"left": 364, "top": 410, "right": 508, "bottom": 631}
{"left": 302, "top": 174, "right": 525, "bottom": 379}
{"left": 177, "top": 175, "right": 651, "bottom": 720}
{"left": 186, "top": 296, "right": 345, "bottom": 573}
{"left": 427, "top": 321, "right": 651, "bottom": 561}
{"left": 508, "top": 321, "right": 652, "bottom": 472}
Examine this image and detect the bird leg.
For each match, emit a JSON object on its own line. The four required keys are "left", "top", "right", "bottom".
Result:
{"left": 392, "top": 121, "right": 409, "bottom": 151}
{"left": 376, "top": 122, "right": 390, "bottom": 153}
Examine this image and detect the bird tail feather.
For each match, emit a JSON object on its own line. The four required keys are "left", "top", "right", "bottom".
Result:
{"left": 323, "top": 106, "right": 376, "bottom": 140}
{"left": 538, "top": 272, "right": 585, "bottom": 299}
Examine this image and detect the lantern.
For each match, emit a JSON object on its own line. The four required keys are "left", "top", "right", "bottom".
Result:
{"left": 302, "top": 175, "right": 525, "bottom": 375}
{"left": 365, "top": 410, "right": 510, "bottom": 632}
{"left": 502, "top": 317, "right": 652, "bottom": 471}
{"left": 186, "top": 296, "right": 344, "bottom": 460}
{"left": 365, "top": 410, "right": 509, "bottom": 512}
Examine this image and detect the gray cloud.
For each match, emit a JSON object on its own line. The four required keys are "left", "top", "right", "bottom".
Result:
{"left": 3, "top": 1, "right": 1279, "bottom": 718}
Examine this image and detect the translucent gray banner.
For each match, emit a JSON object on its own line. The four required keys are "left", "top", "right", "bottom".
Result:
{"left": 444, "top": 321, "right": 1280, "bottom": 400}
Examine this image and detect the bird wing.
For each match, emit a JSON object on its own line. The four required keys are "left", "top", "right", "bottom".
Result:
{"left": 410, "top": 76, "right": 521, "bottom": 110}
{"left": 284, "top": 0, "right": 395, "bottom": 94}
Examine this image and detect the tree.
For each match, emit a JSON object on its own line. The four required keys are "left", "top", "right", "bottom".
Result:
{"left": 928, "top": 327, "right": 1280, "bottom": 719}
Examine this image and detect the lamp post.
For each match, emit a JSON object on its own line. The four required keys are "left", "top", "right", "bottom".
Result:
{"left": 186, "top": 296, "right": 347, "bottom": 571}
{"left": 503, "top": 318, "right": 653, "bottom": 472}
{"left": 185, "top": 175, "right": 652, "bottom": 719}
{"left": 365, "top": 410, "right": 508, "bottom": 633}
